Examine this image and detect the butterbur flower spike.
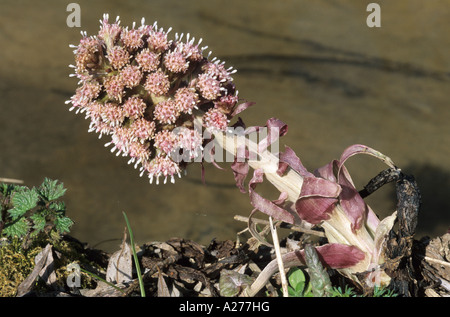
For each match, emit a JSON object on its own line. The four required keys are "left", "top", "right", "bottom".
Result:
{"left": 67, "top": 15, "right": 246, "bottom": 184}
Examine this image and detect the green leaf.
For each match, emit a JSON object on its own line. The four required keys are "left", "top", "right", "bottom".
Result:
{"left": 55, "top": 215, "right": 74, "bottom": 234}
{"left": 286, "top": 267, "right": 315, "bottom": 297}
{"left": 288, "top": 267, "right": 306, "bottom": 291}
{"left": 1, "top": 183, "right": 16, "bottom": 196}
{"left": 30, "top": 213, "right": 46, "bottom": 233}
{"left": 8, "top": 187, "right": 39, "bottom": 219}
{"left": 3, "top": 218, "right": 29, "bottom": 238}
{"left": 373, "top": 286, "right": 398, "bottom": 297}
{"left": 38, "top": 178, "right": 66, "bottom": 201}
{"left": 288, "top": 285, "right": 301, "bottom": 297}
{"left": 49, "top": 201, "right": 66, "bottom": 213}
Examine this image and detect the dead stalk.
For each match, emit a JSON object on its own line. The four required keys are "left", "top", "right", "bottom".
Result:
{"left": 0, "top": 177, "right": 24, "bottom": 184}
{"left": 233, "top": 214, "right": 326, "bottom": 238}
{"left": 269, "top": 216, "right": 289, "bottom": 297}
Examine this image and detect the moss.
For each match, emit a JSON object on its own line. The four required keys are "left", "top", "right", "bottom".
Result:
{"left": 0, "top": 238, "right": 42, "bottom": 297}
{"left": 51, "top": 238, "right": 100, "bottom": 290}
{"left": 0, "top": 234, "right": 103, "bottom": 296}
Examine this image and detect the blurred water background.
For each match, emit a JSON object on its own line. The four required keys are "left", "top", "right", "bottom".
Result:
{"left": 1, "top": 0, "right": 449, "bottom": 252}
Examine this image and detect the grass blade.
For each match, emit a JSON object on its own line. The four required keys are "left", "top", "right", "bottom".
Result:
{"left": 122, "top": 211, "right": 146, "bottom": 297}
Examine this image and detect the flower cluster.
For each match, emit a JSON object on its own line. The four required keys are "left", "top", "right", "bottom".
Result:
{"left": 67, "top": 14, "right": 243, "bottom": 184}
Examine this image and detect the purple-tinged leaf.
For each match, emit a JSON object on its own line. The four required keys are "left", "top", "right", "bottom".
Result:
{"left": 281, "top": 244, "right": 365, "bottom": 269}
{"left": 231, "top": 159, "right": 249, "bottom": 193}
{"left": 249, "top": 169, "right": 295, "bottom": 224}
{"left": 255, "top": 118, "right": 288, "bottom": 153}
{"left": 300, "top": 176, "right": 341, "bottom": 198}
{"left": 231, "top": 117, "right": 288, "bottom": 193}
{"left": 295, "top": 177, "right": 341, "bottom": 224}
{"left": 338, "top": 184, "right": 367, "bottom": 231}
{"left": 277, "top": 146, "right": 313, "bottom": 177}
{"left": 314, "top": 243, "right": 366, "bottom": 268}
{"left": 231, "top": 101, "right": 256, "bottom": 117}
{"left": 333, "top": 145, "right": 396, "bottom": 231}
{"left": 337, "top": 165, "right": 367, "bottom": 231}
{"left": 314, "top": 160, "right": 337, "bottom": 182}
{"left": 295, "top": 196, "right": 337, "bottom": 224}
{"left": 338, "top": 144, "right": 396, "bottom": 177}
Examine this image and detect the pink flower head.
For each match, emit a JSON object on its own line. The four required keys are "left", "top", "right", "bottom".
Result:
{"left": 147, "top": 25, "right": 172, "bottom": 52}
{"left": 128, "top": 141, "right": 151, "bottom": 168}
{"left": 81, "top": 81, "right": 102, "bottom": 100}
{"left": 74, "top": 36, "right": 103, "bottom": 72}
{"left": 122, "top": 96, "right": 147, "bottom": 119}
{"left": 177, "top": 33, "right": 204, "bottom": 62}
{"left": 202, "top": 107, "right": 229, "bottom": 132}
{"left": 154, "top": 130, "right": 178, "bottom": 155}
{"left": 135, "top": 48, "right": 160, "bottom": 72}
{"left": 121, "top": 65, "right": 143, "bottom": 88}
{"left": 107, "top": 46, "right": 130, "bottom": 70}
{"left": 153, "top": 99, "right": 180, "bottom": 124}
{"left": 106, "top": 126, "right": 132, "bottom": 157}
{"left": 143, "top": 156, "right": 181, "bottom": 185}
{"left": 85, "top": 101, "right": 103, "bottom": 123}
{"left": 129, "top": 118, "right": 155, "bottom": 141}
{"left": 174, "top": 87, "right": 199, "bottom": 114}
{"left": 203, "top": 60, "right": 235, "bottom": 83}
{"left": 103, "top": 75, "right": 125, "bottom": 102}
{"left": 196, "top": 73, "right": 221, "bottom": 100}
{"left": 144, "top": 69, "right": 170, "bottom": 96}
{"left": 98, "top": 14, "right": 122, "bottom": 50}
{"left": 68, "top": 81, "right": 102, "bottom": 112}
{"left": 164, "top": 49, "right": 189, "bottom": 73}
{"left": 100, "top": 102, "right": 125, "bottom": 127}
{"left": 121, "top": 24, "right": 145, "bottom": 50}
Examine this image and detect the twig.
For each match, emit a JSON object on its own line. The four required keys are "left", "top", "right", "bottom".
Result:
{"left": 423, "top": 256, "right": 450, "bottom": 268}
{"left": 234, "top": 214, "right": 326, "bottom": 237}
{"left": 0, "top": 177, "right": 24, "bottom": 184}
{"left": 269, "top": 216, "right": 288, "bottom": 297}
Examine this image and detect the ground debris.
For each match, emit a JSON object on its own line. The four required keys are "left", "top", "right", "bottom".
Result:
{"left": 415, "top": 233, "right": 450, "bottom": 297}
{"left": 130, "top": 237, "right": 251, "bottom": 297}
{"left": 105, "top": 230, "right": 132, "bottom": 285}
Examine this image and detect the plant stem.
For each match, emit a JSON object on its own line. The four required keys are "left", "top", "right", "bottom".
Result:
{"left": 212, "top": 129, "right": 304, "bottom": 203}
